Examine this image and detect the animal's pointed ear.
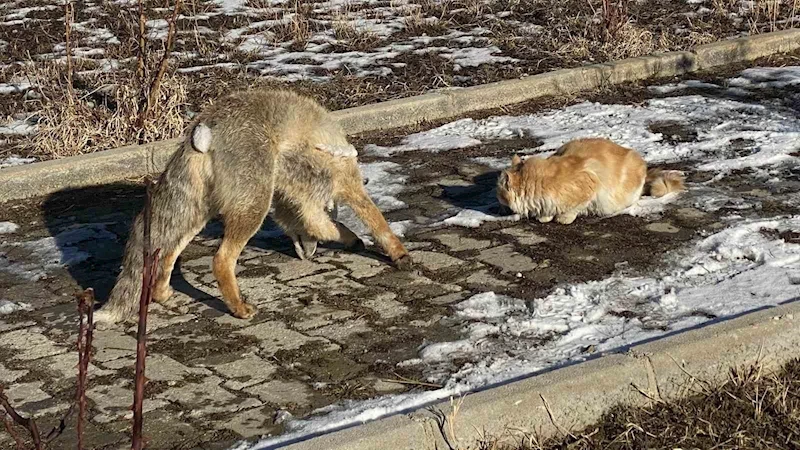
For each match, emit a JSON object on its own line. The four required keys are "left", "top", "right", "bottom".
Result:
{"left": 511, "top": 154, "right": 522, "bottom": 168}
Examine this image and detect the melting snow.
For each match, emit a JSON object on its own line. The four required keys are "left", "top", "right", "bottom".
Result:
{"left": 0, "top": 154, "right": 36, "bottom": 169}
{"left": 0, "top": 225, "right": 117, "bottom": 281}
{"left": 0, "top": 222, "right": 19, "bottom": 234}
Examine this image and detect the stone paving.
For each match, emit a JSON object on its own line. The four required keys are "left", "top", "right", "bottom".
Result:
{"left": 2, "top": 117, "right": 800, "bottom": 448}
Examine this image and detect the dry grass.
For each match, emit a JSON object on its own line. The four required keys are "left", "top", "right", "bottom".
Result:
{"left": 331, "top": 15, "right": 381, "bottom": 51}
{"left": 467, "top": 358, "right": 800, "bottom": 450}
{"left": 24, "top": 62, "right": 187, "bottom": 159}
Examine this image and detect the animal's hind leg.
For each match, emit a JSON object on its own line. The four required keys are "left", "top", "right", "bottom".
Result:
{"left": 214, "top": 205, "right": 270, "bottom": 319}
{"left": 152, "top": 222, "right": 207, "bottom": 306}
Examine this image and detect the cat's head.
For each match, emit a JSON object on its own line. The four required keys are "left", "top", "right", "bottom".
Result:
{"left": 497, "top": 154, "right": 523, "bottom": 208}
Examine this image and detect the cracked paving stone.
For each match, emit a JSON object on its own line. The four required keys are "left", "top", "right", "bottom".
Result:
{"left": 477, "top": 244, "right": 539, "bottom": 273}
{"left": 182, "top": 255, "right": 214, "bottom": 270}
{"left": 224, "top": 406, "right": 274, "bottom": 438}
{"left": 236, "top": 321, "right": 339, "bottom": 355}
{"left": 409, "top": 250, "right": 466, "bottom": 271}
{"left": 433, "top": 233, "right": 492, "bottom": 251}
{"left": 427, "top": 292, "right": 468, "bottom": 305}
{"left": 157, "top": 376, "right": 261, "bottom": 417}
{"left": 36, "top": 353, "right": 115, "bottom": 379}
{"left": 363, "top": 292, "right": 408, "bottom": 319}
{"left": 89, "top": 381, "right": 168, "bottom": 423}
{"left": 245, "top": 380, "right": 312, "bottom": 407}
{"left": 272, "top": 259, "right": 336, "bottom": 281}
{"left": 0, "top": 320, "right": 36, "bottom": 333}
{"left": 464, "top": 269, "right": 511, "bottom": 288}
{"left": 292, "top": 302, "right": 355, "bottom": 331}
{"left": 212, "top": 354, "right": 278, "bottom": 390}
{"left": 5, "top": 381, "right": 70, "bottom": 418}
{"left": 145, "top": 354, "right": 211, "bottom": 382}
{"left": 0, "top": 363, "right": 28, "bottom": 383}
{"left": 236, "top": 276, "right": 305, "bottom": 307}
{"left": 92, "top": 329, "right": 137, "bottom": 363}
{"left": 2, "top": 327, "right": 68, "bottom": 360}
{"left": 316, "top": 253, "right": 388, "bottom": 279}
{"left": 500, "top": 227, "right": 548, "bottom": 246}
{"left": 135, "top": 410, "right": 198, "bottom": 448}
{"left": 287, "top": 269, "right": 364, "bottom": 292}
{"left": 306, "top": 317, "right": 372, "bottom": 342}
{"left": 126, "top": 306, "right": 198, "bottom": 334}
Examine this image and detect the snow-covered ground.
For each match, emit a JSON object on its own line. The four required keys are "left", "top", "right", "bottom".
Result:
{"left": 233, "top": 66, "right": 800, "bottom": 448}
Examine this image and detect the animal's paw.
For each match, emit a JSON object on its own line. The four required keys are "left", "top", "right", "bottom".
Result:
{"left": 555, "top": 213, "right": 577, "bottom": 225}
{"left": 92, "top": 309, "right": 126, "bottom": 330}
{"left": 537, "top": 216, "right": 554, "bottom": 223}
{"left": 152, "top": 286, "right": 175, "bottom": 304}
{"left": 293, "top": 236, "right": 318, "bottom": 260}
{"left": 233, "top": 302, "right": 257, "bottom": 320}
{"left": 393, "top": 254, "right": 413, "bottom": 271}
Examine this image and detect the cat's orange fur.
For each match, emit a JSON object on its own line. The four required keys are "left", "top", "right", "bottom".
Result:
{"left": 496, "top": 138, "right": 685, "bottom": 224}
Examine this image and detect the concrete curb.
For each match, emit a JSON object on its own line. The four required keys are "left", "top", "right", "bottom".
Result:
{"left": 2, "top": 29, "right": 800, "bottom": 202}
{"left": 269, "top": 300, "right": 800, "bottom": 450}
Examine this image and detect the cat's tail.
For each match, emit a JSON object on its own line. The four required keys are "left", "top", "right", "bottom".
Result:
{"left": 646, "top": 168, "right": 686, "bottom": 197}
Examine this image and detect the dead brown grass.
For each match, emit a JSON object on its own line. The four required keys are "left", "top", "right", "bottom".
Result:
{"left": 473, "top": 358, "right": 800, "bottom": 450}
{"left": 22, "top": 60, "right": 187, "bottom": 159}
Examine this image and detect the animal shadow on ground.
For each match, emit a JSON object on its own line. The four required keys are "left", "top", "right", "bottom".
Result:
{"left": 40, "top": 182, "right": 387, "bottom": 313}
{"left": 438, "top": 170, "right": 510, "bottom": 216}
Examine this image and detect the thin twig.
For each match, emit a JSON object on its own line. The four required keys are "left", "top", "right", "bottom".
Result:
{"left": 539, "top": 393, "right": 575, "bottom": 439}
{"left": 146, "top": 0, "right": 183, "bottom": 115}
{"left": 0, "top": 388, "right": 42, "bottom": 450}
{"left": 381, "top": 378, "right": 443, "bottom": 389}
{"left": 64, "top": 0, "right": 75, "bottom": 105}
{"left": 2, "top": 413, "right": 24, "bottom": 450}
{"left": 76, "top": 288, "right": 95, "bottom": 450}
{"left": 132, "top": 180, "right": 160, "bottom": 450}
{"left": 135, "top": 0, "right": 183, "bottom": 137}
{"left": 136, "top": 0, "right": 147, "bottom": 84}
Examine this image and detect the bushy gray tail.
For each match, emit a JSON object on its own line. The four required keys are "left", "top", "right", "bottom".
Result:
{"left": 94, "top": 214, "right": 148, "bottom": 324}
{"left": 95, "top": 145, "right": 210, "bottom": 324}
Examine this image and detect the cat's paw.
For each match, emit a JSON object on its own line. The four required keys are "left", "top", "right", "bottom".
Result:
{"left": 537, "top": 216, "right": 554, "bottom": 223}
{"left": 556, "top": 213, "right": 577, "bottom": 225}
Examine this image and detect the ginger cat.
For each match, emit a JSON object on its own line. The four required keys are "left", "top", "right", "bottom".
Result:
{"left": 496, "top": 138, "right": 685, "bottom": 224}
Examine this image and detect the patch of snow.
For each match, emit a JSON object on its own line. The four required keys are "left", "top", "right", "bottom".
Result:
{"left": 0, "top": 155, "right": 36, "bottom": 169}
{"left": 0, "top": 222, "right": 19, "bottom": 234}
{"left": 0, "top": 224, "right": 117, "bottom": 281}
{"left": 440, "top": 208, "right": 519, "bottom": 228}
{"left": 0, "top": 300, "right": 32, "bottom": 315}
{"left": 0, "top": 119, "right": 37, "bottom": 136}
{"left": 0, "top": 82, "right": 31, "bottom": 95}
{"left": 215, "top": 0, "right": 248, "bottom": 13}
